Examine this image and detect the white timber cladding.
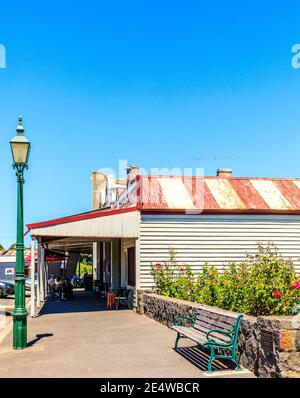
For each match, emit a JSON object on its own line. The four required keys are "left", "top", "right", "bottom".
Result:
{"left": 139, "top": 214, "right": 300, "bottom": 289}
{"left": 30, "top": 211, "right": 140, "bottom": 238}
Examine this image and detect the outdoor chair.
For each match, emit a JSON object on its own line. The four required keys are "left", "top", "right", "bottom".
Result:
{"left": 115, "top": 288, "right": 131, "bottom": 310}
{"left": 106, "top": 291, "right": 116, "bottom": 310}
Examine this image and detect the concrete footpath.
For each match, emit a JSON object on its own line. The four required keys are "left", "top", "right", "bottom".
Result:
{"left": 0, "top": 290, "right": 254, "bottom": 378}
{"left": 0, "top": 294, "right": 30, "bottom": 347}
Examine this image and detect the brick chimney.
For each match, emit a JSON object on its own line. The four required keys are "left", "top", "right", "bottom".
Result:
{"left": 129, "top": 165, "right": 140, "bottom": 175}
{"left": 216, "top": 168, "right": 232, "bottom": 177}
{"left": 127, "top": 164, "right": 140, "bottom": 187}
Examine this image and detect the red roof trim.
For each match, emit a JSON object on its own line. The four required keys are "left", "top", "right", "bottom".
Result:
{"left": 27, "top": 206, "right": 139, "bottom": 230}
{"left": 140, "top": 208, "right": 300, "bottom": 215}
{"left": 31, "top": 234, "right": 138, "bottom": 239}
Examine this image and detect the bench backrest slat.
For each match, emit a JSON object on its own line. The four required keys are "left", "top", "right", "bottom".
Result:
{"left": 191, "top": 306, "right": 243, "bottom": 345}
{"left": 194, "top": 314, "right": 235, "bottom": 332}
{"left": 198, "top": 308, "right": 239, "bottom": 323}
{"left": 198, "top": 304, "right": 241, "bottom": 320}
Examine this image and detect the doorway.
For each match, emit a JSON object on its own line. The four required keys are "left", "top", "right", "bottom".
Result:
{"left": 127, "top": 247, "right": 136, "bottom": 287}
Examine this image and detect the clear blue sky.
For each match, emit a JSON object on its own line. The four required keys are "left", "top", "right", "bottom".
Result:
{"left": 0, "top": 1, "right": 300, "bottom": 248}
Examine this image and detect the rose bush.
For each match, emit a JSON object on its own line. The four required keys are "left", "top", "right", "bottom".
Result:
{"left": 150, "top": 247, "right": 195, "bottom": 301}
{"left": 150, "top": 244, "right": 300, "bottom": 316}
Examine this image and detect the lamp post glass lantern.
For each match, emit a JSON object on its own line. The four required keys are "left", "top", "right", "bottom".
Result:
{"left": 10, "top": 117, "right": 30, "bottom": 168}
{"left": 10, "top": 117, "right": 30, "bottom": 349}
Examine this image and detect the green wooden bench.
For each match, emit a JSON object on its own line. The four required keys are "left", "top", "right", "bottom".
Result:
{"left": 172, "top": 304, "right": 243, "bottom": 373}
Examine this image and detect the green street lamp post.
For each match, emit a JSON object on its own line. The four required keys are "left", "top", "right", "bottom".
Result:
{"left": 10, "top": 117, "right": 31, "bottom": 350}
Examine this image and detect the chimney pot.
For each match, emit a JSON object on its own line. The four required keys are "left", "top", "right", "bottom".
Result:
{"left": 216, "top": 168, "right": 232, "bottom": 177}
{"left": 129, "top": 165, "right": 140, "bottom": 175}
{"left": 127, "top": 164, "right": 140, "bottom": 187}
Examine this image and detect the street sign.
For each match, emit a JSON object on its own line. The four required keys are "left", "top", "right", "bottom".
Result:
{"left": 5, "top": 268, "right": 14, "bottom": 275}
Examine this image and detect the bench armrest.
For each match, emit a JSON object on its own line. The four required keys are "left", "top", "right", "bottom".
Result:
{"left": 172, "top": 313, "right": 196, "bottom": 327}
{"left": 205, "top": 329, "right": 235, "bottom": 347}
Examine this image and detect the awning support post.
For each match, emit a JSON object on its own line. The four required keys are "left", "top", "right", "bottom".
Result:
{"left": 36, "top": 243, "right": 41, "bottom": 309}
{"left": 44, "top": 251, "right": 48, "bottom": 299}
{"left": 30, "top": 237, "right": 36, "bottom": 317}
{"left": 93, "top": 242, "right": 97, "bottom": 284}
{"left": 40, "top": 247, "right": 45, "bottom": 302}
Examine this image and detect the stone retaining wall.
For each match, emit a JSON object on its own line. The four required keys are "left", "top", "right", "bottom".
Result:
{"left": 136, "top": 290, "right": 300, "bottom": 378}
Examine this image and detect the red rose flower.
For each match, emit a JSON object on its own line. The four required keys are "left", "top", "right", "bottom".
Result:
{"left": 179, "top": 267, "right": 185, "bottom": 273}
{"left": 155, "top": 263, "right": 161, "bottom": 269}
{"left": 272, "top": 290, "right": 282, "bottom": 298}
{"left": 290, "top": 281, "right": 300, "bottom": 290}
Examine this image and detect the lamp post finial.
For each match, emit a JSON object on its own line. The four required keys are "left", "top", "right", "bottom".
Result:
{"left": 16, "top": 116, "right": 24, "bottom": 135}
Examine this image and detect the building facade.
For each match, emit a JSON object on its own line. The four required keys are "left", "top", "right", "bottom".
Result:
{"left": 0, "top": 249, "right": 31, "bottom": 281}
{"left": 27, "top": 167, "right": 300, "bottom": 301}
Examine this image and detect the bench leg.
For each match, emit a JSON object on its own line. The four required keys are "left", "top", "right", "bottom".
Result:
{"left": 232, "top": 357, "right": 242, "bottom": 371}
{"left": 231, "top": 345, "right": 242, "bottom": 371}
{"left": 207, "top": 347, "right": 215, "bottom": 373}
{"left": 175, "top": 333, "right": 181, "bottom": 351}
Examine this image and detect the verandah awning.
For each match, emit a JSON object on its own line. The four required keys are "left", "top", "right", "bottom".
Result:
{"left": 26, "top": 206, "right": 140, "bottom": 245}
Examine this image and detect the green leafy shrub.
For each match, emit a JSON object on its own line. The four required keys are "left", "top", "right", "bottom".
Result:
{"left": 215, "top": 263, "right": 250, "bottom": 313}
{"left": 151, "top": 244, "right": 300, "bottom": 316}
{"left": 151, "top": 247, "right": 195, "bottom": 301}
{"left": 239, "top": 244, "right": 299, "bottom": 316}
{"left": 194, "top": 265, "right": 219, "bottom": 306}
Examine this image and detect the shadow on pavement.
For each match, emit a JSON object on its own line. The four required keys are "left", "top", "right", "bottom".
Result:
{"left": 175, "top": 345, "right": 237, "bottom": 373}
{"left": 27, "top": 333, "right": 54, "bottom": 347}
{"left": 38, "top": 289, "right": 129, "bottom": 316}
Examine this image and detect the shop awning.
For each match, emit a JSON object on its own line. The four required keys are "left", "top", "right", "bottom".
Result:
{"left": 26, "top": 206, "right": 140, "bottom": 251}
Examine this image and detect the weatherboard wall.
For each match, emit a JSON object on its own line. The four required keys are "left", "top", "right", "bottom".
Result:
{"left": 139, "top": 214, "right": 300, "bottom": 289}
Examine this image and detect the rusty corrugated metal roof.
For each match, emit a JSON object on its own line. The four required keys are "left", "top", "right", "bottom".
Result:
{"left": 0, "top": 249, "right": 31, "bottom": 257}
{"left": 123, "top": 175, "right": 300, "bottom": 214}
